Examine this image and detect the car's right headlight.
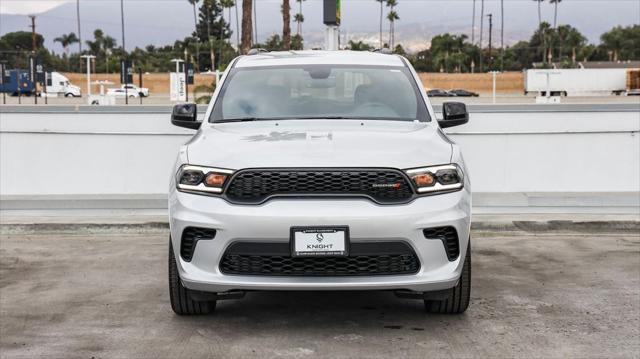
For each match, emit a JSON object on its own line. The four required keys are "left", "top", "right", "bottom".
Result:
{"left": 176, "top": 165, "right": 234, "bottom": 194}
{"left": 404, "top": 164, "right": 464, "bottom": 194}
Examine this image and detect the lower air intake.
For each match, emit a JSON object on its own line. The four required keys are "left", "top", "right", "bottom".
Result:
{"left": 423, "top": 226, "right": 460, "bottom": 261}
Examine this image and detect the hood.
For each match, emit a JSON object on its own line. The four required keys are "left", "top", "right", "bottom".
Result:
{"left": 187, "top": 120, "right": 452, "bottom": 170}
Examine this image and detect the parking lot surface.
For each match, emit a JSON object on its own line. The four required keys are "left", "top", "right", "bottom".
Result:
{"left": 1, "top": 229, "right": 638, "bottom": 358}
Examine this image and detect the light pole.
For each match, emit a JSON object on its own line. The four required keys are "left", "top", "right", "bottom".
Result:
{"left": 478, "top": 0, "right": 484, "bottom": 72}
{"left": 120, "top": 0, "right": 126, "bottom": 52}
{"left": 77, "top": 0, "right": 82, "bottom": 71}
{"left": 81, "top": 54, "right": 96, "bottom": 102}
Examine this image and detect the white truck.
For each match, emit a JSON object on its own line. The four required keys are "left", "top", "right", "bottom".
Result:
{"left": 43, "top": 72, "right": 82, "bottom": 97}
{"left": 524, "top": 68, "right": 628, "bottom": 97}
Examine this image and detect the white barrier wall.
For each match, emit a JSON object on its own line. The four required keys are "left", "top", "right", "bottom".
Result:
{"left": 1, "top": 104, "right": 639, "bottom": 213}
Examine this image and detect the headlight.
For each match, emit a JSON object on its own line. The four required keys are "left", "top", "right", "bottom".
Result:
{"left": 404, "top": 164, "right": 464, "bottom": 194}
{"left": 176, "top": 165, "right": 233, "bottom": 194}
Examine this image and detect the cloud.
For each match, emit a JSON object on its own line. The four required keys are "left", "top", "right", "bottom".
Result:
{"left": 0, "top": 0, "right": 71, "bottom": 15}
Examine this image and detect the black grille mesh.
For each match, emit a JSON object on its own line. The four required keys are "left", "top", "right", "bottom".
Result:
{"left": 423, "top": 226, "right": 459, "bottom": 261}
{"left": 220, "top": 242, "right": 420, "bottom": 276}
{"left": 224, "top": 169, "right": 414, "bottom": 204}
{"left": 180, "top": 227, "right": 216, "bottom": 262}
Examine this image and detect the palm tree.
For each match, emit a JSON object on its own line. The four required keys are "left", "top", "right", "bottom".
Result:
{"left": 282, "top": 0, "right": 291, "bottom": 50}
{"left": 386, "top": 0, "right": 398, "bottom": 49}
{"left": 387, "top": 11, "right": 399, "bottom": 49}
{"left": 533, "top": 0, "right": 545, "bottom": 62}
{"left": 188, "top": 0, "right": 200, "bottom": 69}
{"left": 375, "top": 0, "right": 384, "bottom": 48}
{"left": 241, "top": 0, "right": 253, "bottom": 53}
{"left": 294, "top": 13, "right": 304, "bottom": 36}
{"left": 550, "top": 0, "right": 562, "bottom": 28}
{"left": 54, "top": 33, "right": 80, "bottom": 57}
{"left": 296, "top": 0, "right": 305, "bottom": 36}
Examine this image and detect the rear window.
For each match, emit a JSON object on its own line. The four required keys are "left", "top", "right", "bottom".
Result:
{"left": 209, "top": 65, "right": 430, "bottom": 122}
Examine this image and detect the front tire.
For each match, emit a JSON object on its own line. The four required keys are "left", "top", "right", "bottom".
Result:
{"left": 169, "top": 239, "right": 216, "bottom": 315}
{"left": 425, "top": 240, "right": 471, "bottom": 314}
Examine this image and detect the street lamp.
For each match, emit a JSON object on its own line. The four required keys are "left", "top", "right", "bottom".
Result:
{"left": 81, "top": 54, "right": 96, "bottom": 100}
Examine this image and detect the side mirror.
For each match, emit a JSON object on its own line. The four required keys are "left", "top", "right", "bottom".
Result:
{"left": 171, "top": 103, "right": 201, "bottom": 130}
{"left": 438, "top": 102, "right": 469, "bottom": 128}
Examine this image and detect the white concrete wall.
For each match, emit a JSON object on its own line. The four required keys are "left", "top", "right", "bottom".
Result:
{"left": 1, "top": 105, "right": 639, "bottom": 213}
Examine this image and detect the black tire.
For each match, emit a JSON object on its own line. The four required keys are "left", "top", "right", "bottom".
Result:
{"left": 168, "top": 239, "right": 216, "bottom": 315}
{"left": 425, "top": 240, "right": 471, "bottom": 314}
{"left": 65, "top": 93, "right": 73, "bottom": 97}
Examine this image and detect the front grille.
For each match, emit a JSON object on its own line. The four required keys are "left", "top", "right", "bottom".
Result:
{"left": 181, "top": 227, "right": 216, "bottom": 262}
{"left": 220, "top": 242, "right": 420, "bottom": 276}
{"left": 224, "top": 169, "right": 414, "bottom": 204}
{"left": 423, "top": 226, "right": 459, "bottom": 261}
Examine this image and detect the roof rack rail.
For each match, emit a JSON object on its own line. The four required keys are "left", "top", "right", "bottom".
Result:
{"left": 247, "top": 48, "right": 269, "bottom": 55}
{"left": 372, "top": 48, "right": 393, "bottom": 55}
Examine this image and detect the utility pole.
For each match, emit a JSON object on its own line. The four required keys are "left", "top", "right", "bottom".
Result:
{"left": 77, "top": 0, "right": 82, "bottom": 71}
{"left": 28, "top": 15, "right": 37, "bottom": 52}
{"left": 120, "top": 0, "right": 128, "bottom": 103}
{"left": 253, "top": 0, "right": 258, "bottom": 45}
{"left": 500, "top": 0, "right": 505, "bottom": 71}
{"left": 28, "top": 16, "right": 37, "bottom": 105}
{"left": 471, "top": 0, "right": 476, "bottom": 45}
{"left": 487, "top": 14, "right": 493, "bottom": 70}
{"left": 478, "top": 0, "right": 484, "bottom": 72}
{"left": 120, "top": 0, "right": 126, "bottom": 52}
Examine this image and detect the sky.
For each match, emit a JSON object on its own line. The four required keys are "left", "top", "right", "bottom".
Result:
{"left": 1, "top": 0, "right": 639, "bottom": 52}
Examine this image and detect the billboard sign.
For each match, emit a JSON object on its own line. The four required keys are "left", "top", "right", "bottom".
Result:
{"left": 323, "top": 0, "right": 340, "bottom": 25}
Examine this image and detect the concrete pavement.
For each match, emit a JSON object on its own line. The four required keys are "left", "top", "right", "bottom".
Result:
{"left": 1, "top": 227, "right": 638, "bottom": 358}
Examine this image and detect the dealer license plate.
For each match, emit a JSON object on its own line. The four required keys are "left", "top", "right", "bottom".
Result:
{"left": 290, "top": 227, "right": 349, "bottom": 257}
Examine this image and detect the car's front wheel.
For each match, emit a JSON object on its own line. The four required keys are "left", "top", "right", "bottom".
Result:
{"left": 424, "top": 240, "right": 471, "bottom": 314}
{"left": 168, "top": 239, "right": 216, "bottom": 315}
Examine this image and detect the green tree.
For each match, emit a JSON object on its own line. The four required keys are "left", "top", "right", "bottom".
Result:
{"left": 196, "top": 0, "right": 231, "bottom": 70}
{"left": 347, "top": 40, "right": 374, "bottom": 51}
{"left": 431, "top": 33, "right": 468, "bottom": 72}
{"left": 291, "top": 34, "right": 304, "bottom": 50}
{"left": 601, "top": 25, "right": 640, "bottom": 61}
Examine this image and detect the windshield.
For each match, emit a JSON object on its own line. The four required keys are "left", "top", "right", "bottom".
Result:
{"left": 209, "top": 65, "right": 430, "bottom": 123}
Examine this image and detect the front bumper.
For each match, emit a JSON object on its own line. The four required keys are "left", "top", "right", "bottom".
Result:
{"left": 169, "top": 188, "right": 471, "bottom": 293}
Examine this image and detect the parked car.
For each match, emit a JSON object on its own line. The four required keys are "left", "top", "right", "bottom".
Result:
{"left": 426, "top": 89, "right": 454, "bottom": 97}
{"left": 106, "top": 87, "right": 139, "bottom": 98}
{"left": 121, "top": 84, "right": 149, "bottom": 97}
{"left": 168, "top": 51, "right": 472, "bottom": 315}
{"left": 449, "top": 89, "right": 479, "bottom": 97}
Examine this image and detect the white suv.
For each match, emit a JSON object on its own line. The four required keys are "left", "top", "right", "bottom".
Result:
{"left": 168, "top": 51, "right": 472, "bottom": 315}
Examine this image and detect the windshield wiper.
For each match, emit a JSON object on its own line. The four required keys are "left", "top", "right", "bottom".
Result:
{"left": 293, "top": 116, "right": 353, "bottom": 120}
{"left": 216, "top": 117, "right": 273, "bottom": 123}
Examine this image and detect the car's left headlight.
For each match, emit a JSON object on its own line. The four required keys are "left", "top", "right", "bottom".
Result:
{"left": 176, "top": 165, "right": 234, "bottom": 194}
{"left": 404, "top": 164, "right": 464, "bottom": 194}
